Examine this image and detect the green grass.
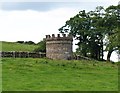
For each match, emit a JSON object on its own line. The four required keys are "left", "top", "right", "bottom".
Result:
{"left": 1, "top": 41, "right": 39, "bottom": 52}
{"left": 2, "top": 58, "right": 118, "bottom": 91}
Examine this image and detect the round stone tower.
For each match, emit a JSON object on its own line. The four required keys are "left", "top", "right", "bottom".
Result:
{"left": 46, "top": 34, "right": 73, "bottom": 60}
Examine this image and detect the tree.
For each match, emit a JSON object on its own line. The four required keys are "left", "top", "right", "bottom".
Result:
{"left": 59, "top": 7, "right": 105, "bottom": 60}
{"left": 16, "top": 41, "right": 24, "bottom": 44}
{"left": 24, "top": 41, "right": 35, "bottom": 45}
{"left": 104, "top": 5, "right": 120, "bottom": 61}
{"left": 16, "top": 41, "right": 36, "bottom": 45}
{"left": 59, "top": 5, "right": 120, "bottom": 61}
{"left": 34, "top": 39, "right": 46, "bottom": 53}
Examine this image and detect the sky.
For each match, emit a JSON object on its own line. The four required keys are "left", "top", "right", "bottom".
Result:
{"left": 0, "top": 0, "right": 119, "bottom": 62}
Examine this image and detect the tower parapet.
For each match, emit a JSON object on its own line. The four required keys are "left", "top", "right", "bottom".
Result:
{"left": 46, "top": 34, "right": 73, "bottom": 41}
{"left": 46, "top": 34, "right": 73, "bottom": 60}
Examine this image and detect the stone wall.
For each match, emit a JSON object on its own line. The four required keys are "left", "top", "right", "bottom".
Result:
{"left": 0, "top": 51, "right": 46, "bottom": 58}
{"left": 46, "top": 34, "right": 73, "bottom": 60}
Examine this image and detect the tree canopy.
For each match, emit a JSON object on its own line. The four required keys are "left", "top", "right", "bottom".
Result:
{"left": 59, "top": 5, "right": 120, "bottom": 61}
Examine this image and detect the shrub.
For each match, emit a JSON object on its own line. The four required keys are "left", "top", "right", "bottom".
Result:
{"left": 16, "top": 41, "right": 24, "bottom": 44}
{"left": 33, "top": 39, "right": 46, "bottom": 53}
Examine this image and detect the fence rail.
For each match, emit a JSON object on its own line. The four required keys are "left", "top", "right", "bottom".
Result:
{"left": 0, "top": 51, "right": 46, "bottom": 58}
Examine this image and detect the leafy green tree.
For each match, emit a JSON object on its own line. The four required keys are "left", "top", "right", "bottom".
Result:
{"left": 34, "top": 39, "right": 46, "bottom": 53}
{"left": 16, "top": 41, "right": 24, "bottom": 44}
{"left": 104, "top": 5, "right": 120, "bottom": 61}
{"left": 24, "top": 41, "right": 35, "bottom": 45}
{"left": 59, "top": 6, "right": 105, "bottom": 60}
{"left": 59, "top": 5, "right": 120, "bottom": 61}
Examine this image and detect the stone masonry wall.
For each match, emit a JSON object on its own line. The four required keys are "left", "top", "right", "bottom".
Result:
{"left": 46, "top": 34, "right": 73, "bottom": 60}
{"left": 0, "top": 51, "right": 46, "bottom": 58}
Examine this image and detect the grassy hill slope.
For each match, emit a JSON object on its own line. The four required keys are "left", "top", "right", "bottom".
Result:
{"left": 2, "top": 58, "right": 118, "bottom": 91}
{"left": 1, "top": 41, "right": 39, "bottom": 52}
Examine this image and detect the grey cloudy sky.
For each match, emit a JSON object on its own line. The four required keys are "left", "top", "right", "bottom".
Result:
{"left": 1, "top": 1, "right": 118, "bottom": 11}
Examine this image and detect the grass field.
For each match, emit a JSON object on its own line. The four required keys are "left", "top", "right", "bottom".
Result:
{"left": 2, "top": 58, "right": 118, "bottom": 91}
{"left": 1, "top": 41, "right": 39, "bottom": 52}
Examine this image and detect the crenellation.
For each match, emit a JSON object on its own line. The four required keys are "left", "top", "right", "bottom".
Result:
{"left": 52, "top": 34, "right": 55, "bottom": 38}
{"left": 48, "top": 35, "right": 51, "bottom": 38}
{"left": 57, "top": 34, "right": 60, "bottom": 37}
{"left": 46, "top": 35, "right": 49, "bottom": 39}
{"left": 46, "top": 34, "right": 73, "bottom": 41}
{"left": 62, "top": 34, "right": 66, "bottom": 37}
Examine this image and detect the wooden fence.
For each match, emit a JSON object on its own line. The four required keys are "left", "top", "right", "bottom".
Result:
{"left": 0, "top": 51, "right": 46, "bottom": 58}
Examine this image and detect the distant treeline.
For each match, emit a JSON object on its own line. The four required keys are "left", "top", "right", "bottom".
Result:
{"left": 16, "top": 41, "right": 36, "bottom": 45}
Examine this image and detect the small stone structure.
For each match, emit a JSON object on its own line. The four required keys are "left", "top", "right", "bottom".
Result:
{"left": 0, "top": 51, "right": 46, "bottom": 58}
{"left": 46, "top": 34, "right": 73, "bottom": 60}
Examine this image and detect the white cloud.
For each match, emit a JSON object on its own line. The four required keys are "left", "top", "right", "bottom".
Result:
{"left": 0, "top": 7, "right": 79, "bottom": 43}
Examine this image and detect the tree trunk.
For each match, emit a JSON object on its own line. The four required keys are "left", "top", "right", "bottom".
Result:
{"left": 101, "top": 48, "right": 104, "bottom": 60}
{"left": 107, "top": 49, "right": 114, "bottom": 61}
